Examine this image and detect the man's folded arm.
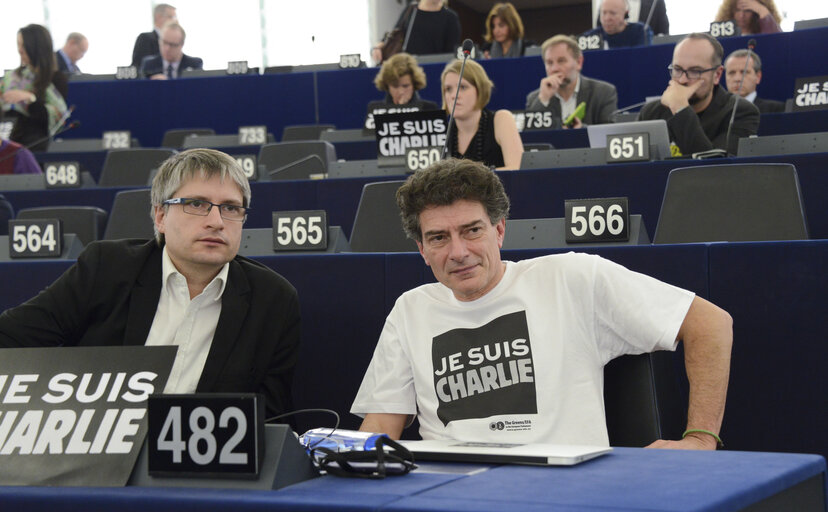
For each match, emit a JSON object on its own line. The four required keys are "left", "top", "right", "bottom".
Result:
{"left": 359, "top": 412, "right": 409, "bottom": 440}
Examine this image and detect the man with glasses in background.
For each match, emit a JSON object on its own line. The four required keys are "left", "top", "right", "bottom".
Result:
{"left": 131, "top": 3, "right": 177, "bottom": 68}
{"left": 139, "top": 22, "right": 203, "bottom": 79}
{"left": 0, "top": 148, "right": 301, "bottom": 419}
{"left": 639, "top": 32, "right": 759, "bottom": 156}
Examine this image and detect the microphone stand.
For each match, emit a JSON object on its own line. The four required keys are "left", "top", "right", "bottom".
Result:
{"left": 441, "top": 41, "right": 474, "bottom": 161}
{"left": 724, "top": 39, "right": 756, "bottom": 155}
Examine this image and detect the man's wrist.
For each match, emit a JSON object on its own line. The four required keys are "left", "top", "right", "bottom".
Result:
{"left": 682, "top": 428, "right": 723, "bottom": 448}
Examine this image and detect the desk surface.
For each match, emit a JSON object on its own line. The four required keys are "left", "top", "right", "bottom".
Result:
{"left": 0, "top": 448, "right": 824, "bottom": 511}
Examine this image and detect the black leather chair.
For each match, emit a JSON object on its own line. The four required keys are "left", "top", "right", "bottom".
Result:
{"left": 103, "top": 189, "right": 154, "bottom": 241}
{"left": 257, "top": 141, "right": 337, "bottom": 178}
{"left": 604, "top": 352, "right": 686, "bottom": 447}
{"left": 654, "top": 163, "right": 809, "bottom": 244}
{"left": 281, "top": 124, "right": 335, "bottom": 142}
{"left": 0, "top": 194, "right": 13, "bottom": 236}
{"left": 99, "top": 149, "right": 176, "bottom": 187}
{"left": 162, "top": 128, "right": 215, "bottom": 149}
{"left": 17, "top": 206, "right": 108, "bottom": 246}
{"left": 349, "top": 180, "right": 416, "bottom": 252}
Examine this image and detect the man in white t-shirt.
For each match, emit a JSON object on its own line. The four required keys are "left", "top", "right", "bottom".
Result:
{"left": 351, "top": 158, "right": 732, "bottom": 449}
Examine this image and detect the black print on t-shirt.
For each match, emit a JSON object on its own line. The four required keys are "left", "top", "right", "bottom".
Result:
{"left": 432, "top": 310, "right": 537, "bottom": 426}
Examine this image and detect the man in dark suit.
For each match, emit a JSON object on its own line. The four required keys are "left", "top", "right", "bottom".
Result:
{"left": 131, "top": 3, "right": 177, "bottom": 68}
{"left": 139, "top": 22, "right": 203, "bottom": 79}
{"left": 56, "top": 32, "right": 87, "bottom": 75}
{"left": 724, "top": 49, "right": 785, "bottom": 114}
{"left": 525, "top": 35, "right": 618, "bottom": 128}
{"left": 0, "top": 148, "right": 301, "bottom": 419}
{"left": 639, "top": 33, "right": 759, "bottom": 156}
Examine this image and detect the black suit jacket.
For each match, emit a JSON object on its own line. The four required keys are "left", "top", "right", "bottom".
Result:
{"left": 754, "top": 96, "right": 785, "bottom": 113}
{"left": 55, "top": 50, "right": 78, "bottom": 74}
{"left": 139, "top": 54, "right": 204, "bottom": 78}
{"left": 0, "top": 239, "right": 301, "bottom": 419}
{"left": 132, "top": 30, "right": 160, "bottom": 68}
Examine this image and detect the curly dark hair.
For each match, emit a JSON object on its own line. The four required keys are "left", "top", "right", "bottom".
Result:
{"left": 396, "top": 158, "right": 510, "bottom": 242}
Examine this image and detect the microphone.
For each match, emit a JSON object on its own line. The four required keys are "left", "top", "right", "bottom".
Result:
{"left": 612, "top": 100, "right": 649, "bottom": 115}
{"left": 441, "top": 39, "right": 475, "bottom": 160}
{"left": 50, "top": 105, "right": 76, "bottom": 137}
{"left": 724, "top": 38, "right": 757, "bottom": 155}
{"left": 0, "top": 120, "right": 80, "bottom": 166}
{"left": 643, "top": 0, "right": 660, "bottom": 37}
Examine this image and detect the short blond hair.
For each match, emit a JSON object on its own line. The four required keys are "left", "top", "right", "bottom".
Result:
{"left": 373, "top": 53, "right": 427, "bottom": 92}
{"left": 440, "top": 59, "right": 493, "bottom": 112}
{"left": 541, "top": 34, "right": 581, "bottom": 61}
{"left": 484, "top": 3, "right": 524, "bottom": 42}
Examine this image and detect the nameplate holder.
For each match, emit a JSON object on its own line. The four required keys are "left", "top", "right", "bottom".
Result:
{"left": 405, "top": 146, "right": 442, "bottom": 173}
{"left": 511, "top": 110, "right": 554, "bottom": 132}
{"left": 8, "top": 219, "right": 63, "bottom": 258}
{"left": 709, "top": 20, "right": 740, "bottom": 38}
{"left": 44, "top": 161, "right": 82, "bottom": 188}
{"left": 272, "top": 210, "right": 329, "bottom": 251}
{"left": 235, "top": 154, "right": 259, "bottom": 181}
{"left": 115, "top": 66, "right": 138, "bottom": 80}
{"left": 578, "top": 33, "right": 603, "bottom": 51}
{"left": 564, "top": 197, "right": 630, "bottom": 243}
{"left": 226, "top": 61, "right": 250, "bottom": 75}
{"left": 339, "top": 54, "right": 362, "bottom": 69}
{"left": 238, "top": 126, "right": 267, "bottom": 145}
{"left": 146, "top": 393, "right": 264, "bottom": 478}
{"left": 605, "top": 132, "right": 651, "bottom": 163}
{"left": 102, "top": 130, "right": 131, "bottom": 149}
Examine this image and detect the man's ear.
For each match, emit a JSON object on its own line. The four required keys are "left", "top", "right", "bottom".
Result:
{"left": 417, "top": 240, "right": 431, "bottom": 266}
{"left": 154, "top": 205, "right": 166, "bottom": 235}
{"left": 755, "top": 70, "right": 762, "bottom": 85}
{"left": 496, "top": 218, "right": 506, "bottom": 248}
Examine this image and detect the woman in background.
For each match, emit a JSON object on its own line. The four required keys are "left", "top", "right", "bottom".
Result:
{"left": 365, "top": 53, "right": 439, "bottom": 130}
{"left": 441, "top": 59, "right": 523, "bottom": 170}
{"left": 482, "top": 2, "right": 530, "bottom": 59}
{"left": 372, "top": 0, "right": 461, "bottom": 64}
{"left": 715, "top": 0, "right": 782, "bottom": 34}
{"left": 0, "top": 24, "right": 68, "bottom": 152}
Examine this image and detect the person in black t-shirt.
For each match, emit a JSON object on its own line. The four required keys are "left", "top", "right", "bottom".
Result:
{"left": 372, "top": 0, "right": 461, "bottom": 64}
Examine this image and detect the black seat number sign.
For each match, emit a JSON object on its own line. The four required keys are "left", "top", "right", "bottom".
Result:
{"left": 511, "top": 110, "right": 553, "bottom": 132}
{"left": 238, "top": 126, "right": 266, "bottom": 145}
{"left": 339, "top": 54, "right": 361, "bottom": 69}
{"left": 565, "top": 197, "right": 630, "bottom": 243}
{"left": 606, "top": 132, "right": 650, "bottom": 163}
{"left": 44, "top": 162, "right": 82, "bottom": 188}
{"left": 578, "top": 33, "right": 603, "bottom": 50}
{"left": 115, "top": 66, "right": 138, "bottom": 80}
{"left": 709, "top": 20, "right": 739, "bottom": 38}
{"left": 8, "top": 219, "right": 63, "bottom": 258}
{"left": 103, "top": 131, "right": 131, "bottom": 149}
{"left": 227, "top": 61, "right": 249, "bottom": 75}
{"left": 406, "top": 147, "right": 441, "bottom": 172}
{"left": 272, "top": 210, "right": 328, "bottom": 251}
{"left": 147, "top": 394, "right": 264, "bottom": 478}
{"left": 235, "top": 154, "right": 258, "bottom": 181}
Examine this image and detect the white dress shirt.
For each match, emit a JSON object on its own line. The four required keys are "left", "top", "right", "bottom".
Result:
{"left": 145, "top": 247, "right": 229, "bottom": 393}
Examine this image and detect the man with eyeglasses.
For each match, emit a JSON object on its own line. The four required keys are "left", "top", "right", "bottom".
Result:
{"left": 639, "top": 32, "right": 759, "bottom": 156}
{"left": 139, "top": 22, "right": 203, "bottom": 80}
{"left": 131, "top": 3, "right": 177, "bottom": 68}
{"left": 0, "top": 148, "right": 301, "bottom": 419}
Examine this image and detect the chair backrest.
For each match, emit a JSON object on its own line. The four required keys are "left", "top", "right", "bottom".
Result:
{"left": 654, "top": 163, "right": 809, "bottom": 244}
{"left": 604, "top": 352, "right": 685, "bottom": 447}
{"left": 257, "top": 141, "right": 337, "bottom": 174}
{"left": 99, "top": 149, "right": 176, "bottom": 187}
{"left": 0, "top": 194, "right": 13, "bottom": 236}
{"left": 349, "top": 180, "right": 417, "bottom": 252}
{"left": 17, "top": 206, "right": 108, "bottom": 246}
{"left": 103, "top": 189, "right": 154, "bottom": 241}
{"left": 161, "top": 128, "right": 215, "bottom": 149}
{"left": 281, "top": 124, "right": 335, "bottom": 142}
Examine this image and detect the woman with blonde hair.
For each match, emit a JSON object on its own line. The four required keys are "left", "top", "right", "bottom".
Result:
{"left": 482, "top": 2, "right": 530, "bottom": 59}
{"left": 714, "top": 0, "right": 782, "bottom": 34}
{"left": 441, "top": 59, "right": 523, "bottom": 170}
{"left": 365, "top": 53, "right": 439, "bottom": 130}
